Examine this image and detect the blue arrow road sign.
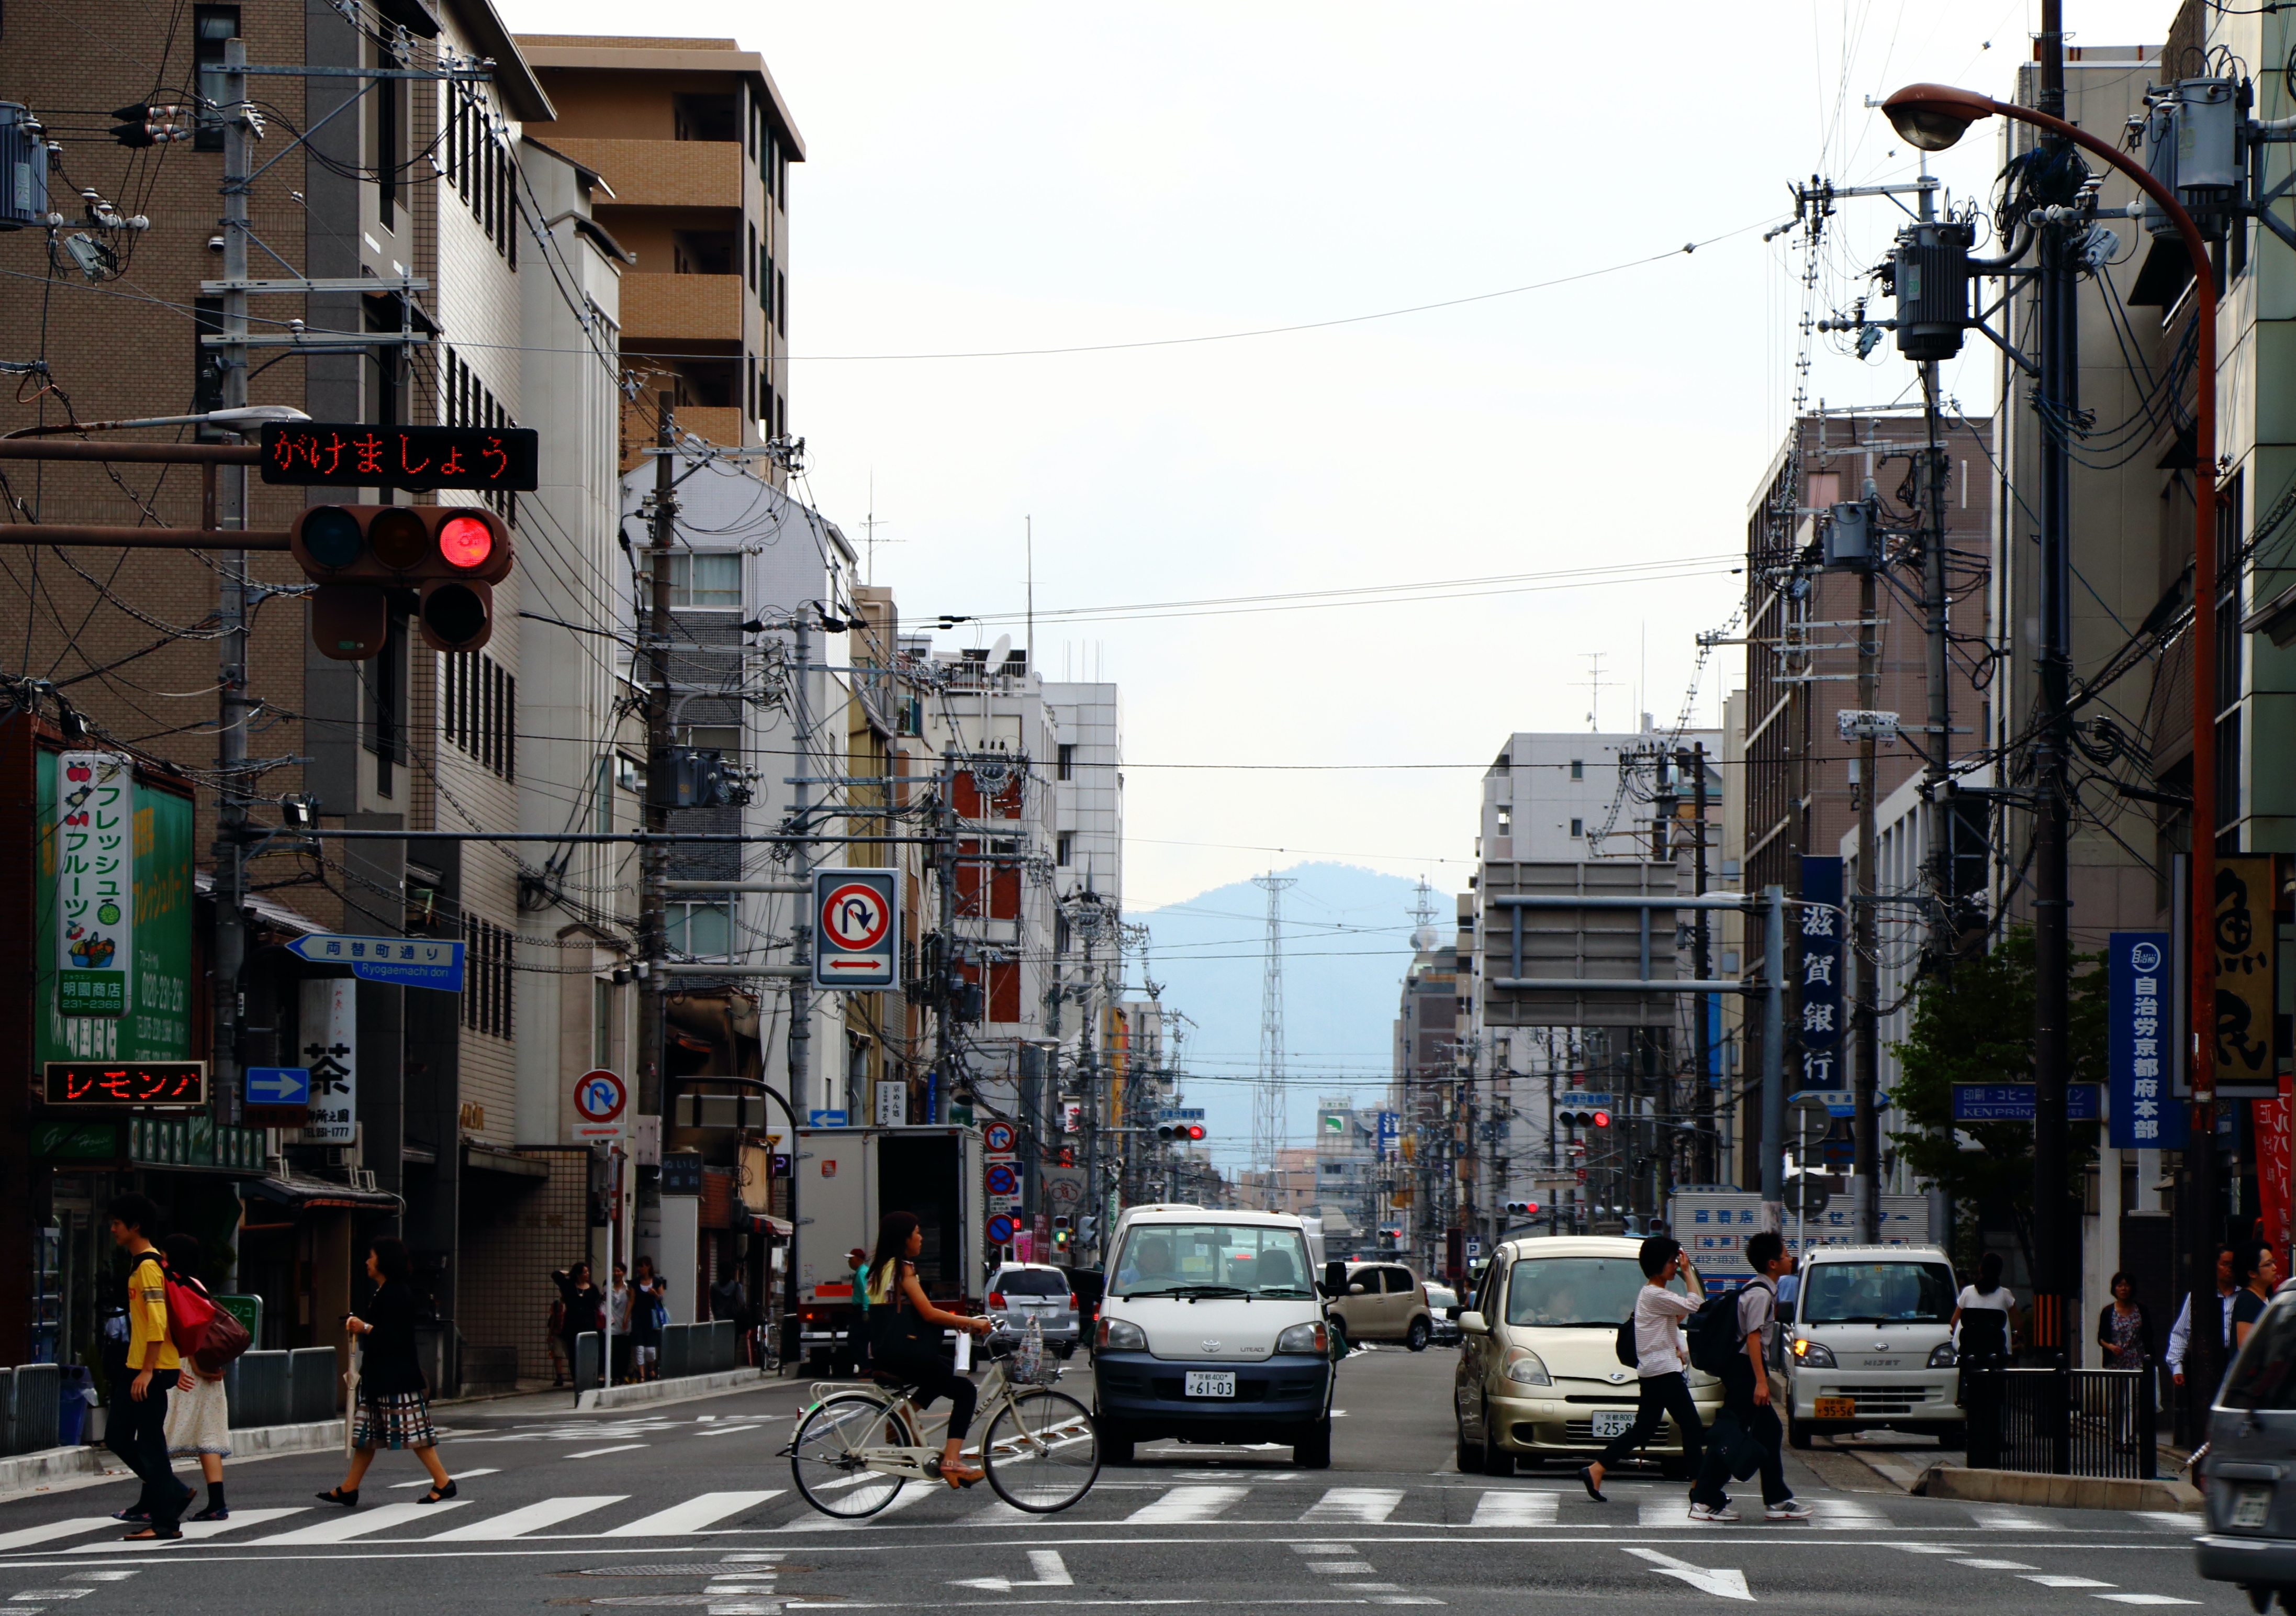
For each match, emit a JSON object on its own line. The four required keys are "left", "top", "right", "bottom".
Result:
{"left": 245, "top": 1067, "right": 310, "bottom": 1105}
{"left": 287, "top": 933, "right": 464, "bottom": 991}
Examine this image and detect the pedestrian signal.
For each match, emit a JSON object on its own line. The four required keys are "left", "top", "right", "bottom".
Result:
{"left": 290, "top": 503, "right": 514, "bottom": 659}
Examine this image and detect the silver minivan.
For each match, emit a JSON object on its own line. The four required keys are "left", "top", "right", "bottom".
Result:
{"left": 987, "top": 1262, "right": 1081, "bottom": 1357}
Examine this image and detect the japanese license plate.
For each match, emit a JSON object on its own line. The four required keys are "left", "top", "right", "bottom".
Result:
{"left": 1184, "top": 1370, "right": 1235, "bottom": 1398}
{"left": 1591, "top": 1410, "right": 1634, "bottom": 1439}
{"left": 2234, "top": 1486, "right": 2273, "bottom": 1529}
{"left": 1814, "top": 1396, "right": 1856, "bottom": 1420}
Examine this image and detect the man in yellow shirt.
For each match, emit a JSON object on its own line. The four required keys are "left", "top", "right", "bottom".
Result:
{"left": 107, "top": 1194, "right": 188, "bottom": 1540}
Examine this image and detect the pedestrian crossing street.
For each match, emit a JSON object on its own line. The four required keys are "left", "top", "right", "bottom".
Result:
{"left": 0, "top": 1479, "right": 2202, "bottom": 1553}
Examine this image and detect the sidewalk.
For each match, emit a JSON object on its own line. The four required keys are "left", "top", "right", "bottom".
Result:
{"left": 1822, "top": 1433, "right": 2202, "bottom": 1512}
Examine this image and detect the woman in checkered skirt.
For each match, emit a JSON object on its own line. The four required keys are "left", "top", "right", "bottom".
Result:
{"left": 316, "top": 1238, "right": 458, "bottom": 1508}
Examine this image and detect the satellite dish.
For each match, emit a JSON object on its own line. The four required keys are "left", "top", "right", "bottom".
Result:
{"left": 990, "top": 633, "right": 1013, "bottom": 665}
{"left": 1410, "top": 926, "right": 1439, "bottom": 951}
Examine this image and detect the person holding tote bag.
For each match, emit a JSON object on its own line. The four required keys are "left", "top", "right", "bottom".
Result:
{"left": 159, "top": 1234, "right": 234, "bottom": 1521}
{"left": 317, "top": 1238, "right": 458, "bottom": 1507}
{"left": 865, "top": 1211, "right": 993, "bottom": 1487}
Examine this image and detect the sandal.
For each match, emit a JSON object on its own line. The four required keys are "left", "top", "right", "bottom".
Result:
{"left": 940, "top": 1463, "right": 984, "bottom": 1489}
{"left": 120, "top": 1527, "right": 183, "bottom": 1542}
{"left": 418, "top": 1479, "right": 458, "bottom": 1504}
{"left": 315, "top": 1486, "right": 359, "bottom": 1508}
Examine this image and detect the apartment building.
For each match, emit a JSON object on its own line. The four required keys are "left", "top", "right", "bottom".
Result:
{"left": 1391, "top": 936, "right": 1461, "bottom": 1275}
{"left": 516, "top": 36, "right": 802, "bottom": 464}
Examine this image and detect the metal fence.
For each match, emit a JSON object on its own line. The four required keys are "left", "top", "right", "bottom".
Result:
{"left": 1966, "top": 1362, "right": 2157, "bottom": 1480}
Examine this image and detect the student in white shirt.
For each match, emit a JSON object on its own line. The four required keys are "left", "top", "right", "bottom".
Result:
{"left": 1580, "top": 1235, "right": 1706, "bottom": 1505}
{"left": 1950, "top": 1251, "right": 2014, "bottom": 1357}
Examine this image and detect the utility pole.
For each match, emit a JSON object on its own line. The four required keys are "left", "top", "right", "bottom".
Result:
{"left": 1761, "top": 886, "right": 1787, "bottom": 1226}
{"left": 2029, "top": 0, "right": 2075, "bottom": 1359}
{"left": 1686, "top": 743, "right": 1715, "bottom": 1185}
{"left": 789, "top": 610, "right": 814, "bottom": 1117}
{"left": 1854, "top": 535, "right": 1880, "bottom": 1242}
{"left": 638, "top": 398, "right": 676, "bottom": 1117}
{"left": 210, "top": 36, "right": 252, "bottom": 1129}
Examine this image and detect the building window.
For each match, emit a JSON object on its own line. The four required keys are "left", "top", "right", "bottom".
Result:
{"left": 193, "top": 7, "right": 240, "bottom": 151}
{"left": 1057, "top": 832, "right": 1073, "bottom": 867}
{"left": 615, "top": 753, "right": 644, "bottom": 794}
{"left": 667, "top": 901, "right": 732, "bottom": 959}
{"left": 592, "top": 978, "right": 615, "bottom": 1069}
{"left": 1569, "top": 760, "right": 1584, "bottom": 780}
{"left": 1495, "top": 807, "right": 1511, "bottom": 837}
{"left": 593, "top": 756, "right": 613, "bottom": 833}
{"left": 1057, "top": 743, "right": 1075, "bottom": 781}
{"left": 1570, "top": 818, "right": 1584, "bottom": 837}
{"left": 461, "top": 918, "right": 514, "bottom": 1040}
{"left": 441, "top": 650, "right": 513, "bottom": 782}
{"left": 747, "top": 222, "right": 758, "bottom": 289}
{"left": 667, "top": 551, "right": 741, "bottom": 608}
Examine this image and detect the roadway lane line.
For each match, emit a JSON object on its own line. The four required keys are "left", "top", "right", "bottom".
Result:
{"left": 1468, "top": 1491, "right": 1558, "bottom": 1526}
{"left": 567, "top": 1445, "right": 651, "bottom": 1459}
{"left": 247, "top": 1501, "right": 471, "bottom": 1543}
{"left": 427, "top": 1497, "right": 626, "bottom": 1540}
{"left": 606, "top": 1492, "right": 787, "bottom": 1536}
{"left": 1806, "top": 1498, "right": 1887, "bottom": 1529}
{"left": 2091, "top": 1598, "right": 2200, "bottom": 1606}
{"left": 1300, "top": 1491, "right": 1403, "bottom": 1525}
{"left": 783, "top": 1485, "right": 936, "bottom": 1531}
{"left": 1126, "top": 1487, "right": 1249, "bottom": 1524}
{"left": 0, "top": 1522, "right": 113, "bottom": 1554}
{"left": 1970, "top": 1506, "right": 2062, "bottom": 1530}
{"left": 2023, "top": 1577, "right": 2118, "bottom": 1588}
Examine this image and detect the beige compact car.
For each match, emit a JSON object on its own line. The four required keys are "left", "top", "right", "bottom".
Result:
{"left": 1451, "top": 1234, "right": 1722, "bottom": 1476}
{"left": 1327, "top": 1260, "right": 1437, "bottom": 1352}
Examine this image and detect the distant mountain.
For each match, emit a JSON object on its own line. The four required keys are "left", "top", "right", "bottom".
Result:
{"left": 1133, "top": 862, "right": 1425, "bottom": 1166}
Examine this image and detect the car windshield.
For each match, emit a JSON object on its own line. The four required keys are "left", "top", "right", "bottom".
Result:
{"left": 1799, "top": 1261, "right": 1956, "bottom": 1324}
{"left": 2225, "top": 1296, "right": 2296, "bottom": 1409}
{"left": 994, "top": 1271, "right": 1066, "bottom": 1297}
{"left": 1108, "top": 1222, "right": 1313, "bottom": 1297}
{"left": 1507, "top": 1256, "right": 1686, "bottom": 1328}
{"left": 1426, "top": 1285, "right": 1458, "bottom": 1309}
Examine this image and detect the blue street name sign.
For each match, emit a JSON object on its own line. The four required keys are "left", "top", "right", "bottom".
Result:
{"left": 287, "top": 933, "right": 464, "bottom": 991}
{"left": 1950, "top": 1082, "right": 2100, "bottom": 1123}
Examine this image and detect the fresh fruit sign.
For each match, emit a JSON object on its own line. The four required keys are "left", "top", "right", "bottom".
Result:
{"left": 56, "top": 751, "right": 131, "bottom": 1018}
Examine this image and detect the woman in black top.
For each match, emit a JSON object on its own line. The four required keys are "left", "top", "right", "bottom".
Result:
{"left": 2096, "top": 1271, "right": 2156, "bottom": 1369}
{"left": 552, "top": 1263, "right": 604, "bottom": 1387}
{"left": 865, "top": 1211, "right": 993, "bottom": 1487}
{"left": 317, "top": 1238, "right": 457, "bottom": 1507}
{"left": 2233, "top": 1241, "right": 2281, "bottom": 1351}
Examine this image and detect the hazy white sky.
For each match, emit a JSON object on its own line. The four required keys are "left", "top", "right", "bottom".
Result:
{"left": 510, "top": 0, "right": 2170, "bottom": 911}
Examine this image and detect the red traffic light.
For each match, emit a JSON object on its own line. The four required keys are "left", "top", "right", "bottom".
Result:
{"left": 290, "top": 504, "right": 514, "bottom": 659}
{"left": 1184, "top": 1123, "right": 1205, "bottom": 1141}
{"left": 1591, "top": 1111, "right": 1611, "bottom": 1128}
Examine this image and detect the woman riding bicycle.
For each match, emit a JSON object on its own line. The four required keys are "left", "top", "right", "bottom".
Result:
{"left": 866, "top": 1210, "right": 994, "bottom": 1487}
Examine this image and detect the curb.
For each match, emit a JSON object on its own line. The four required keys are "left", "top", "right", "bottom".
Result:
{"left": 0, "top": 1419, "right": 344, "bottom": 1504}
{"left": 1921, "top": 1464, "right": 2204, "bottom": 1513}
{"left": 574, "top": 1368, "right": 780, "bottom": 1411}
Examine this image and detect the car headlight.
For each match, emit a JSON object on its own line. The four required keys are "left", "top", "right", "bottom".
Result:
{"left": 1790, "top": 1338, "right": 1837, "bottom": 1367}
{"left": 1502, "top": 1347, "right": 1552, "bottom": 1386}
{"left": 1928, "top": 1343, "right": 1958, "bottom": 1368}
{"left": 1097, "top": 1317, "right": 1146, "bottom": 1351}
{"left": 1276, "top": 1321, "right": 1327, "bottom": 1355}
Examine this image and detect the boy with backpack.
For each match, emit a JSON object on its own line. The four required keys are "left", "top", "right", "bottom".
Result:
{"left": 1578, "top": 1234, "right": 1709, "bottom": 1508}
{"left": 1688, "top": 1230, "right": 1811, "bottom": 1522}
{"left": 104, "top": 1194, "right": 187, "bottom": 1541}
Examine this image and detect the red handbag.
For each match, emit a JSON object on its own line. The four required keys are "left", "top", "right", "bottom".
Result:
{"left": 166, "top": 1274, "right": 252, "bottom": 1376}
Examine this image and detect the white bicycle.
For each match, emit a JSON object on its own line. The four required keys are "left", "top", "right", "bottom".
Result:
{"left": 785, "top": 1334, "right": 1100, "bottom": 1516}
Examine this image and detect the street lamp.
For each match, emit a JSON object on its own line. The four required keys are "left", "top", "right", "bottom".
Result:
{"left": 1878, "top": 77, "right": 2222, "bottom": 1355}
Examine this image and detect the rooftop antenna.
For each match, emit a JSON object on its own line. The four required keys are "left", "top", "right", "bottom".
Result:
{"left": 1581, "top": 652, "right": 1622, "bottom": 732}
{"left": 858, "top": 469, "right": 899, "bottom": 585}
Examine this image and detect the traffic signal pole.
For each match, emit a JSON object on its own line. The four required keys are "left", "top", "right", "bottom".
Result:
{"left": 639, "top": 399, "right": 676, "bottom": 1118}
{"left": 212, "top": 36, "right": 253, "bottom": 1129}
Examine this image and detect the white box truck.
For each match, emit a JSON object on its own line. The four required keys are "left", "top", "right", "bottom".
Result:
{"left": 792, "top": 1124, "right": 985, "bottom": 1372}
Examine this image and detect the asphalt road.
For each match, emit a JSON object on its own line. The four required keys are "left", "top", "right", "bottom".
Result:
{"left": 0, "top": 1343, "right": 2237, "bottom": 1614}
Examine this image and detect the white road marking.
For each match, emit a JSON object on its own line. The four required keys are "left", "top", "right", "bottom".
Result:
{"left": 1304, "top": 1563, "right": 1375, "bottom": 1575}
{"left": 1301, "top": 1490, "right": 1403, "bottom": 1524}
{"left": 72, "top": 1508, "right": 307, "bottom": 1550}
{"left": 246, "top": 1501, "right": 470, "bottom": 1543}
{"left": 607, "top": 1492, "right": 786, "bottom": 1537}
{"left": 1970, "top": 1506, "right": 2061, "bottom": 1531}
{"left": 951, "top": 1550, "right": 1076, "bottom": 1592}
{"left": 1892, "top": 1545, "right": 1967, "bottom": 1554}
{"left": 785, "top": 1485, "right": 935, "bottom": 1531}
{"left": 1127, "top": 1486, "right": 1249, "bottom": 1524}
{"left": 392, "top": 1469, "right": 499, "bottom": 1487}
{"left": 2129, "top": 1512, "right": 2194, "bottom": 1533}
{"left": 1806, "top": 1498, "right": 1887, "bottom": 1529}
{"left": 1637, "top": 1499, "right": 1690, "bottom": 1526}
{"left": 2023, "top": 1577, "right": 2118, "bottom": 1589}
{"left": 428, "top": 1496, "right": 626, "bottom": 1540}
{"left": 61, "top": 1574, "right": 139, "bottom": 1584}
{"left": 2092, "top": 1598, "right": 2200, "bottom": 1607}
{"left": 1469, "top": 1491, "right": 1558, "bottom": 1527}
{"left": 0, "top": 1522, "right": 112, "bottom": 1554}
{"left": 7, "top": 1592, "right": 93, "bottom": 1602}
{"left": 1952, "top": 1560, "right": 2037, "bottom": 1570}
{"left": 1623, "top": 1548, "right": 1753, "bottom": 1602}
{"left": 567, "top": 1444, "right": 651, "bottom": 1459}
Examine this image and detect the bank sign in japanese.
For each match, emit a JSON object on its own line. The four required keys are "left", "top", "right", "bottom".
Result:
{"left": 1797, "top": 856, "right": 1844, "bottom": 1089}
{"left": 2109, "top": 931, "right": 2186, "bottom": 1149}
{"left": 37, "top": 749, "right": 193, "bottom": 1064}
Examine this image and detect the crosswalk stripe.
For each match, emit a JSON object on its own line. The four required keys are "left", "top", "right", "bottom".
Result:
{"left": 2130, "top": 1512, "right": 2194, "bottom": 1534}
{"left": 428, "top": 1497, "right": 625, "bottom": 1541}
{"left": 247, "top": 1501, "right": 469, "bottom": 1544}
{"left": 391, "top": 1469, "right": 499, "bottom": 1488}
{"left": 1807, "top": 1498, "right": 1888, "bottom": 1529}
{"left": 1970, "top": 1506, "right": 2061, "bottom": 1531}
{"left": 71, "top": 1509, "right": 307, "bottom": 1551}
{"left": 0, "top": 1520, "right": 113, "bottom": 1553}
{"left": 1301, "top": 1489, "right": 1404, "bottom": 1524}
{"left": 1126, "top": 1485, "right": 1248, "bottom": 1524}
{"left": 606, "top": 1491, "right": 785, "bottom": 1537}
{"left": 790, "top": 1483, "right": 936, "bottom": 1531}
{"left": 1469, "top": 1490, "right": 1559, "bottom": 1527}
{"left": 1638, "top": 1499, "right": 1690, "bottom": 1526}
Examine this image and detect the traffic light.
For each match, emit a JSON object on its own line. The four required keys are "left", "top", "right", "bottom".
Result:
{"left": 1155, "top": 1122, "right": 1208, "bottom": 1142}
{"left": 1504, "top": 1199, "right": 1541, "bottom": 1217}
{"left": 1051, "top": 1216, "right": 1071, "bottom": 1252}
{"left": 1556, "top": 1101, "right": 1611, "bottom": 1129}
{"left": 290, "top": 503, "right": 514, "bottom": 660}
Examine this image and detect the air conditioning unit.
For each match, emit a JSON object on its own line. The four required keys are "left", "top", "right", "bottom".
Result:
{"left": 321, "top": 1145, "right": 356, "bottom": 1171}
{"left": 351, "top": 1168, "right": 379, "bottom": 1193}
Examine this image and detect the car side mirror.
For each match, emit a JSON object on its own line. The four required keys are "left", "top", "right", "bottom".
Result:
{"left": 1459, "top": 1310, "right": 1487, "bottom": 1335}
{"left": 1348, "top": 1283, "right": 1367, "bottom": 1296}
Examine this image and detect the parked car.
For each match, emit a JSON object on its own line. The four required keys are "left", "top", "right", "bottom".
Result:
{"left": 1452, "top": 1234, "right": 1721, "bottom": 1476}
{"left": 1779, "top": 1243, "right": 1964, "bottom": 1448}
{"left": 987, "top": 1262, "right": 1080, "bottom": 1356}
{"left": 1328, "top": 1260, "right": 1438, "bottom": 1352}
{"left": 2196, "top": 1281, "right": 2296, "bottom": 1607}
{"left": 1425, "top": 1283, "right": 1463, "bottom": 1346}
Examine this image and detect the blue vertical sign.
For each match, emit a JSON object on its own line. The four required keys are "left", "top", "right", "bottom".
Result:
{"left": 1376, "top": 1110, "right": 1399, "bottom": 1162}
{"left": 2109, "top": 931, "right": 2186, "bottom": 1149}
{"left": 1797, "top": 856, "right": 1844, "bottom": 1090}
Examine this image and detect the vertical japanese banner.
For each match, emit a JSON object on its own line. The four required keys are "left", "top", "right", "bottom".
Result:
{"left": 2214, "top": 855, "right": 2278, "bottom": 1088}
{"left": 299, "top": 977, "right": 357, "bottom": 1143}
{"left": 2108, "top": 932, "right": 2186, "bottom": 1150}
{"left": 2258, "top": 1076, "right": 2292, "bottom": 1277}
{"left": 55, "top": 750, "right": 133, "bottom": 1018}
{"left": 1796, "top": 855, "right": 1844, "bottom": 1089}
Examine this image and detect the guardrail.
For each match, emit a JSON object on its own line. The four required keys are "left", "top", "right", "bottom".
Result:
{"left": 1965, "top": 1361, "right": 2157, "bottom": 1480}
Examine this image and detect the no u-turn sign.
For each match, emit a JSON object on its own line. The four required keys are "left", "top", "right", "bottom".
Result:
{"left": 813, "top": 868, "right": 900, "bottom": 991}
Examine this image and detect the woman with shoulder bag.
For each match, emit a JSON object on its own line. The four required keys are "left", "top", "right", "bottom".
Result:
{"left": 159, "top": 1234, "right": 233, "bottom": 1521}
{"left": 865, "top": 1211, "right": 993, "bottom": 1487}
{"left": 318, "top": 1238, "right": 458, "bottom": 1507}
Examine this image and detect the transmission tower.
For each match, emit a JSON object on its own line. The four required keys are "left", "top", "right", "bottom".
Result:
{"left": 1252, "top": 871, "right": 1297, "bottom": 1208}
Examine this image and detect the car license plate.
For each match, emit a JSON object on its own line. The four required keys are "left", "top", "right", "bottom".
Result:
{"left": 1814, "top": 1396, "right": 1856, "bottom": 1420}
{"left": 1591, "top": 1410, "right": 1634, "bottom": 1439}
{"left": 2235, "top": 1486, "right": 2273, "bottom": 1529}
{"left": 1184, "top": 1371, "right": 1235, "bottom": 1398}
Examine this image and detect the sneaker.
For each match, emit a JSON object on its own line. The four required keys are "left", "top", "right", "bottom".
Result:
{"left": 1765, "top": 1498, "right": 1814, "bottom": 1521}
{"left": 1688, "top": 1502, "right": 1741, "bottom": 1523}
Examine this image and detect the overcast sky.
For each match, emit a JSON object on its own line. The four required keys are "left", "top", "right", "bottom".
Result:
{"left": 511, "top": 0, "right": 2170, "bottom": 913}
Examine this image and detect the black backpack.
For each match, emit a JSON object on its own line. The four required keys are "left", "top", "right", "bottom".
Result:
{"left": 1615, "top": 1314, "right": 1638, "bottom": 1367}
{"left": 1687, "top": 1281, "right": 1755, "bottom": 1375}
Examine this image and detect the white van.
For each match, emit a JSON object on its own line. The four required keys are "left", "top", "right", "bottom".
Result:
{"left": 1780, "top": 1242, "right": 1964, "bottom": 1448}
{"left": 1090, "top": 1208, "right": 1336, "bottom": 1467}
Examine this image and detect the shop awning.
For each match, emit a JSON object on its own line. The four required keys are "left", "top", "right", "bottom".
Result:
{"left": 465, "top": 1143, "right": 550, "bottom": 1180}
{"left": 241, "top": 1171, "right": 401, "bottom": 1211}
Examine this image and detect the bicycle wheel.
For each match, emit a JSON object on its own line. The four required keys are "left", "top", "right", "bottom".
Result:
{"left": 981, "top": 1387, "right": 1100, "bottom": 1512}
{"left": 790, "top": 1392, "right": 914, "bottom": 1518}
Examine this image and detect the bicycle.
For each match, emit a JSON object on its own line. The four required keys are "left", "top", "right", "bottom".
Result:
{"left": 784, "top": 1333, "right": 1101, "bottom": 1517}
